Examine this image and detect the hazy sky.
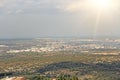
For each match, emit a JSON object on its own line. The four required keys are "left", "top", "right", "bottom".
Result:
{"left": 0, "top": 0, "right": 120, "bottom": 38}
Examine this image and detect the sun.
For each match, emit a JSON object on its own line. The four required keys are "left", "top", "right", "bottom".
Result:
{"left": 91, "top": 0, "right": 112, "bottom": 9}
{"left": 96, "top": 0, "right": 109, "bottom": 7}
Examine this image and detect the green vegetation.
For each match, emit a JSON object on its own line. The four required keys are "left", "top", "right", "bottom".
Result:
{"left": 0, "top": 51, "right": 120, "bottom": 80}
{"left": 26, "top": 75, "right": 78, "bottom": 80}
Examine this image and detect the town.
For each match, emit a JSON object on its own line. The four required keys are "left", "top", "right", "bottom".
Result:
{"left": 0, "top": 38, "right": 120, "bottom": 54}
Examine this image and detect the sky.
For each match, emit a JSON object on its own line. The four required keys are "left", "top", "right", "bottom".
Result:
{"left": 0, "top": 0, "right": 120, "bottom": 39}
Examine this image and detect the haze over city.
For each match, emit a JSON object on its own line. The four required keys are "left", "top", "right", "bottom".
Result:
{"left": 1, "top": 0, "right": 120, "bottom": 80}
{"left": 0, "top": 0, "right": 120, "bottom": 39}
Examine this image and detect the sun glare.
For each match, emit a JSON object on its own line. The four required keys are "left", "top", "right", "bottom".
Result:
{"left": 91, "top": 0, "right": 112, "bottom": 9}
{"left": 89, "top": 0, "right": 114, "bottom": 38}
